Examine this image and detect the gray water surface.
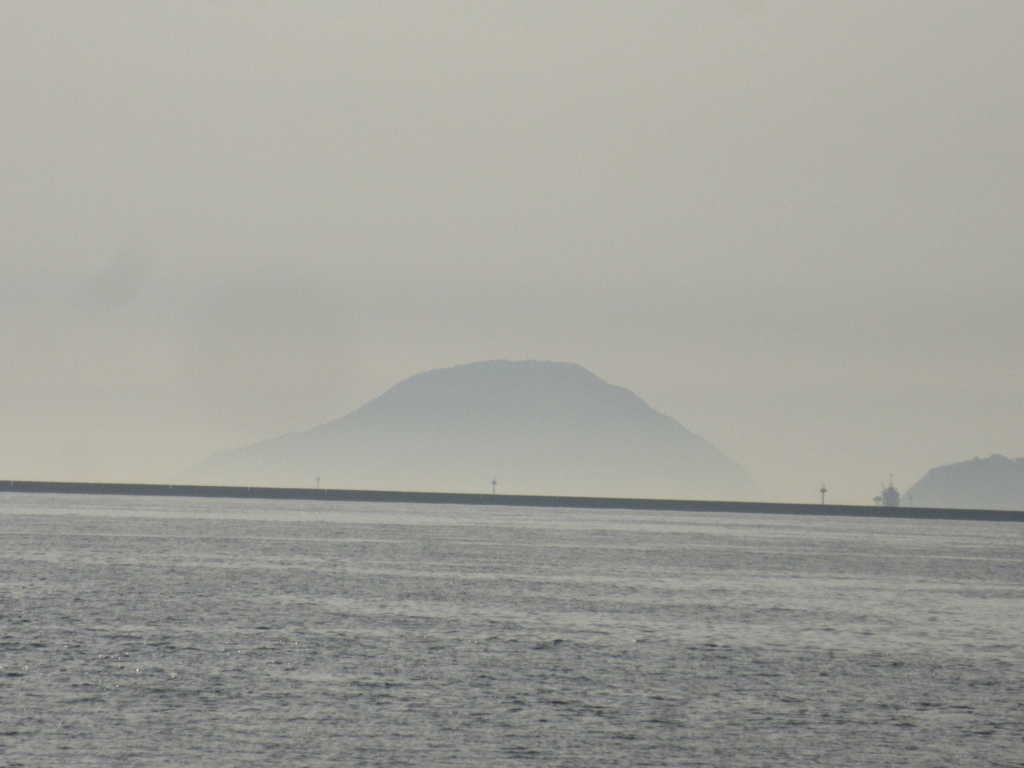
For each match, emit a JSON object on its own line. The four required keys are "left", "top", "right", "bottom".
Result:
{"left": 1, "top": 493, "right": 1022, "bottom": 766}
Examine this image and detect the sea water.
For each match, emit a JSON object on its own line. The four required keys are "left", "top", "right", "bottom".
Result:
{"left": 1, "top": 493, "right": 1022, "bottom": 767}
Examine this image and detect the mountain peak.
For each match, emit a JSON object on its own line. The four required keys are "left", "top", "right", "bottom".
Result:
{"left": 186, "top": 360, "right": 759, "bottom": 500}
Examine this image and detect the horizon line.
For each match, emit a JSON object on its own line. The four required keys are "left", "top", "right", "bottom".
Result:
{"left": 2, "top": 479, "right": 1022, "bottom": 523}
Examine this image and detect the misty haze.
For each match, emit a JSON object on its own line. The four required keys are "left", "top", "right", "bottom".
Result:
{"left": 3, "top": 4, "right": 1024, "bottom": 767}
{"left": 1, "top": 3, "right": 1021, "bottom": 505}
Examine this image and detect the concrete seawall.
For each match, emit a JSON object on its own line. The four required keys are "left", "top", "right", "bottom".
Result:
{"left": 2, "top": 479, "right": 1022, "bottom": 522}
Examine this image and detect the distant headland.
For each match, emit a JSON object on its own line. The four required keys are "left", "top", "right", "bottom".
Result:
{"left": 905, "top": 454, "right": 1024, "bottom": 511}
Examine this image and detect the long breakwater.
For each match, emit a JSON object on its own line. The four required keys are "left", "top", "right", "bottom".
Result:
{"left": 2, "top": 479, "right": 1022, "bottom": 522}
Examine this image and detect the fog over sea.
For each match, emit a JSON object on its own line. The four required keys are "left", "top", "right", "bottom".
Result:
{"left": 2, "top": 494, "right": 1022, "bottom": 767}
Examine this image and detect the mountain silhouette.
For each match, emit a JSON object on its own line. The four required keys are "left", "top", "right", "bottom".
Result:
{"left": 906, "top": 454, "right": 1024, "bottom": 511}
{"left": 184, "top": 360, "right": 759, "bottom": 500}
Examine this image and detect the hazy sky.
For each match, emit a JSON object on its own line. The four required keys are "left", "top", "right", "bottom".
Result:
{"left": 2, "top": 2, "right": 1022, "bottom": 503}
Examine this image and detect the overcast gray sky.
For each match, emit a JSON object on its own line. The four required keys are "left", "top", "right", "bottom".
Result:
{"left": 2, "top": 2, "right": 1022, "bottom": 503}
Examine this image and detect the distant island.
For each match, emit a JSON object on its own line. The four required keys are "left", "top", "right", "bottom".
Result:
{"left": 906, "top": 454, "right": 1024, "bottom": 511}
{"left": 184, "top": 360, "right": 760, "bottom": 500}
